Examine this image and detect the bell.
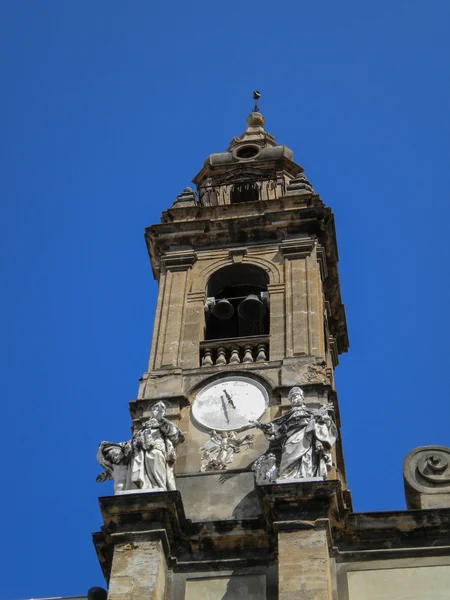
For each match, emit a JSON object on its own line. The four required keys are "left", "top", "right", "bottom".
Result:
{"left": 238, "top": 294, "right": 266, "bottom": 322}
{"left": 212, "top": 298, "right": 235, "bottom": 320}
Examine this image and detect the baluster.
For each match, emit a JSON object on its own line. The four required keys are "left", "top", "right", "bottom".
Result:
{"left": 216, "top": 346, "right": 227, "bottom": 365}
{"left": 242, "top": 344, "right": 254, "bottom": 363}
{"left": 229, "top": 345, "right": 241, "bottom": 364}
{"left": 256, "top": 343, "right": 267, "bottom": 362}
{"left": 201, "top": 348, "right": 213, "bottom": 367}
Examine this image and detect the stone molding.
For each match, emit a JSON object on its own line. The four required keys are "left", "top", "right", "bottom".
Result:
{"left": 267, "top": 283, "right": 285, "bottom": 294}
{"left": 280, "top": 237, "right": 315, "bottom": 259}
{"left": 190, "top": 250, "right": 282, "bottom": 293}
{"left": 186, "top": 290, "right": 206, "bottom": 303}
{"left": 161, "top": 250, "right": 196, "bottom": 272}
{"left": 316, "top": 245, "right": 328, "bottom": 280}
{"left": 329, "top": 336, "right": 339, "bottom": 368}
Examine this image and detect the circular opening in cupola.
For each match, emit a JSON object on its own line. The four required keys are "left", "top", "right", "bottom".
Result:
{"left": 235, "top": 145, "right": 260, "bottom": 159}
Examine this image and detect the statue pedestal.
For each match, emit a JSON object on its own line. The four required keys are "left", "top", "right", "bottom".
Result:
{"left": 257, "top": 479, "right": 345, "bottom": 527}
{"left": 257, "top": 480, "right": 345, "bottom": 600}
{"left": 274, "top": 476, "right": 324, "bottom": 485}
{"left": 93, "top": 490, "right": 187, "bottom": 590}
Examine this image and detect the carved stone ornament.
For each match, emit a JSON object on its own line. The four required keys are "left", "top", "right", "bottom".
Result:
{"left": 199, "top": 430, "right": 254, "bottom": 472}
{"left": 171, "top": 186, "right": 197, "bottom": 207}
{"left": 297, "top": 364, "right": 330, "bottom": 386}
{"left": 96, "top": 401, "right": 185, "bottom": 494}
{"left": 286, "top": 172, "right": 314, "bottom": 194}
{"left": 252, "top": 453, "right": 278, "bottom": 485}
{"left": 403, "top": 445, "right": 450, "bottom": 509}
{"left": 251, "top": 386, "right": 337, "bottom": 481}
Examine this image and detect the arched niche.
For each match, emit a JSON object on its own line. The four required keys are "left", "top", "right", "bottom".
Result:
{"left": 205, "top": 263, "right": 270, "bottom": 341}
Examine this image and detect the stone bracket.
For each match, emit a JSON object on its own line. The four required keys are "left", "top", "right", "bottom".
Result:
{"left": 94, "top": 491, "right": 188, "bottom": 579}
{"left": 280, "top": 237, "right": 315, "bottom": 259}
{"left": 161, "top": 250, "right": 196, "bottom": 271}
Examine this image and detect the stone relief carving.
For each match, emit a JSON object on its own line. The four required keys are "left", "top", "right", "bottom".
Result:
{"left": 404, "top": 446, "right": 450, "bottom": 488}
{"left": 251, "top": 386, "right": 337, "bottom": 481}
{"left": 403, "top": 445, "right": 450, "bottom": 509}
{"left": 418, "top": 453, "right": 450, "bottom": 484}
{"left": 96, "top": 401, "right": 185, "bottom": 494}
{"left": 252, "top": 453, "right": 278, "bottom": 485}
{"left": 297, "top": 364, "right": 330, "bottom": 386}
{"left": 199, "top": 430, "right": 254, "bottom": 471}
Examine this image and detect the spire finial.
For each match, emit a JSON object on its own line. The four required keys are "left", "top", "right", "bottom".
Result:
{"left": 252, "top": 90, "right": 261, "bottom": 112}
{"left": 246, "top": 90, "right": 265, "bottom": 128}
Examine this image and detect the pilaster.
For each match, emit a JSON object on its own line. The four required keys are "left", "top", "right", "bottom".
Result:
{"left": 108, "top": 540, "right": 168, "bottom": 600}
{"left": 150, "top": 251, "right": 196, "bottom": 370}
{"left": 257, "top": 481, "right": 344, "bottom": 600}
{"left": 277, "top": 526, "right": 333, "bottom": 600}
{"left": 180, "top": 290, "right": 206, "bottom": 369}
{"left": 281, "top": 238, "right": 325, "bottom": 360}
{"left": 267, "top": 283, "right": 286, "bottom": 361}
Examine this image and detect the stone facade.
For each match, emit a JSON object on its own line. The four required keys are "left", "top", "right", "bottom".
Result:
{"left": 93, "top": 108, "right": 450, "bottom": 599}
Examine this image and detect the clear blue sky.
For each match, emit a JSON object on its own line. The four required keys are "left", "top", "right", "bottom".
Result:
{"left": 1, "top": 1, "right": 449, "bottom": 598}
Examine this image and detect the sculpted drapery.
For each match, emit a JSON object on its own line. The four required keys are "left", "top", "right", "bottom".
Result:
{"left": 97, "top": 401, "right": 184, "bottom": 493}
{"left": 253, "top": 386, "right": 337, "bottom": 480}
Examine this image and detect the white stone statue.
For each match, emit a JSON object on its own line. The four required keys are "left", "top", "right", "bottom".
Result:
{"left": 97, "top": 401, "right": 185, "bottom": 493}
{"left": 252, "top": 453, "right": 278, "bottom": 484}
{"left": 96, "top": 441, "right": 132, "bottom": 492}
{"left": 251, "top": 386, "right": 337, "bottom": 481}
{"left": 199, "top": 430, "right": 254, "bottom": 471}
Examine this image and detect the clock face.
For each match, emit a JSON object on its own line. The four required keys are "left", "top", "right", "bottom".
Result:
{"left": 192, "top": 376, "right": 268, "bottom": 431}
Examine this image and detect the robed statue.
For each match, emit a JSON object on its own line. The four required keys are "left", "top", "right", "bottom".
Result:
{"left": 252, "top": 386, "right": 337, "bottom": 480}
{"left": 96, "top": 401, "right": 185, "bottom": 493}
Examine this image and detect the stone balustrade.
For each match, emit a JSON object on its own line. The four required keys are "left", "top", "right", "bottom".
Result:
{"left": 199, "top": 336, "right": 269, "bottom": 367}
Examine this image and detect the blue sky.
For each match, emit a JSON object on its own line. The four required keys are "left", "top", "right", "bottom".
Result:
{"left": 1, "top": 1, "right": 449, "bottom": 598}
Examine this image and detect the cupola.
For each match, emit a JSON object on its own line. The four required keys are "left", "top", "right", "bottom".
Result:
{"left": 192, "top": 92, "right": 314, "bottom": 206}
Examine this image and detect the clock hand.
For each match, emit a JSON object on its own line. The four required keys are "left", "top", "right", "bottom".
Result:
{"left": 220, "top": 394, "right": 230, "bottom": 423}
{"left": 223, "top": 389, "right": 236, "bottom": 409}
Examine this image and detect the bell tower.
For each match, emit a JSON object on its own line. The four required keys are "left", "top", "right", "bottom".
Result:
{"left": 95, "top": 95, "right": 351, "bottom": 600}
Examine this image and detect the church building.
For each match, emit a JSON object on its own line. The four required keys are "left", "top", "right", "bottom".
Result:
{"left": 93, "top": 95, "right": 450, "bottom": 600}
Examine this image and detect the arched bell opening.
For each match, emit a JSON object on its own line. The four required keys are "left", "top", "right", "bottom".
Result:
{"left": 204, "top": 264, "right": 270, "bottom": 341}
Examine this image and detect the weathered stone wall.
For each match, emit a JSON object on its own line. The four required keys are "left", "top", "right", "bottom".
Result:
{"left": 337, "top": 556, "right": 450, "bottom": 600}
{"left": 278, "top": 528, "right": 333, "bottom": 600}
{"left": 108, "top": 540, "right": 167, "bottom": 600}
